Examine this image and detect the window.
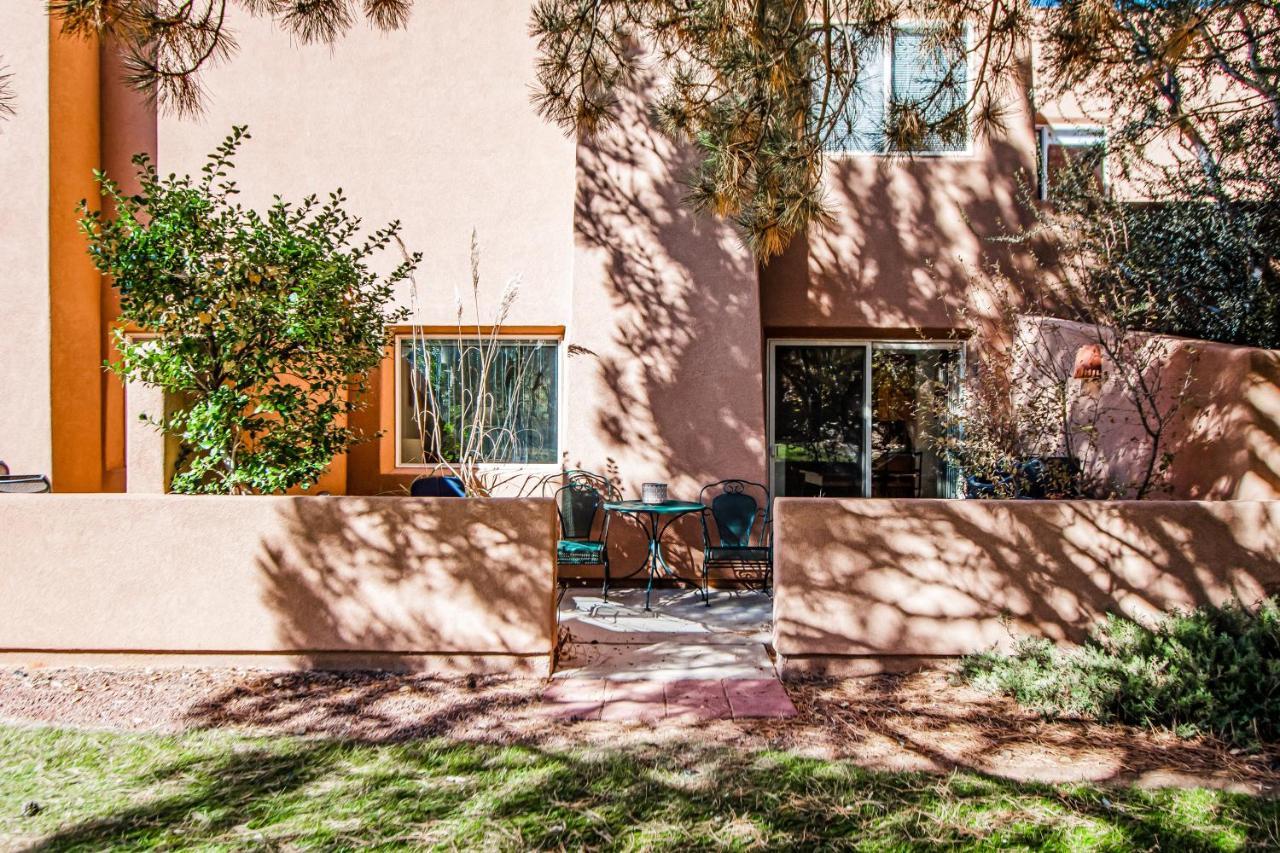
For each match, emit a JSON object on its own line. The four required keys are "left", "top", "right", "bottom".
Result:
{"left": 397, "top": 337, "right": 559, "bottom": 467}
{"left": 768, "top": 340, "right": 962, "bottom": 499}
{"left": 822, "top": 25, "right": 969, "bottom": 154}
{"left": 1037, "top": 125, "right": 1106, "bottom": 200}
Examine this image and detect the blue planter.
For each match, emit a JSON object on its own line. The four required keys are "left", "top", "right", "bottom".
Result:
{"left": 409, "top": 475, "right": 466, "bottom": 497}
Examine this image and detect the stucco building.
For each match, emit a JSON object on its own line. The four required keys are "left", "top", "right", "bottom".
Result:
{"left": 3, "top": 2, "right": 1271, "bottom": 503}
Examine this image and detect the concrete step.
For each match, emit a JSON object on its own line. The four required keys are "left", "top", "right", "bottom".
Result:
{"left": 554, "top": 638, "right": 777, "bottom": 682}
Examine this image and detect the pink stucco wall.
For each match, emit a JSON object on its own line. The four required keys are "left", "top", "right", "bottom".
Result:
{"left": 0, "top": 495, "right": 557, "bottom": 673}
{"left": 773, "top": 497, "right": 1280, "bottom": 676}
{"left": 0, "top": 3, "right": 53, "bottom": 479}
{"left": 761, "top": 63, "right": 1040, "bottom": 335}
{"left": 1017, "top": 317, "right": 1280, "bottom": 499}
{"left": 152, "top": 3, "right": 576, "bottom": 327}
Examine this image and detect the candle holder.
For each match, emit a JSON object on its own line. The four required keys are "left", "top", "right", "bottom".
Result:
{"left": 641, "top": 482, "right": 668, "bottom": 504}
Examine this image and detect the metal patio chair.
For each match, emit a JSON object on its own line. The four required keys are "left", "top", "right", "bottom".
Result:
{"left": 0, "top": 458, "right": 50, "bottom": 493}
{"left": 0, "top": 474, "right": 51, "bottom": 493}
{"left": 554, "top": 470, "right": 616, "bottom": 600}
{"left": 698, "top": 478, "right": 772, "bottom": 603}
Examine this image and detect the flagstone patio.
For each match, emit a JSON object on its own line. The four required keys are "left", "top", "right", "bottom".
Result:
{"left": 545, "top": 588, "right": 795, "bottom": 720}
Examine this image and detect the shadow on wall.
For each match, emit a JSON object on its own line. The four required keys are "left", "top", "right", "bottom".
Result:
{"left": 774, "top": 498, "right": 1280, "bottom": 671}
{"left": 251, "top": 497, "right": 555, "bottom": 670}
{"left": 761, "top": 126, "right": 1041, "bottom": 334}
{"left": 568, "top": 64, "right": 767, "bottom": 573}
{"left": 1173, "top": 347, "right": 1280, "bottom": 500}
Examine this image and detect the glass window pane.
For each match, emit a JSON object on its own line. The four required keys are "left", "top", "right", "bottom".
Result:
{"left": 399, "top": 338, "right": 558, "bottom": 465}
{"left": 870, "top": 345, "right": 961, "bottom": 498}
{"left": 1041, "top": 126, "right": 1107, "bottom": 200}
{"left": 772, "top": 344, "right": 867, "bottom": 498}
{"left": 821, "top": 37, "right": 886, "bottom": 153}
{"left": 891, "top": 28, "right": 967, "bottom": 152}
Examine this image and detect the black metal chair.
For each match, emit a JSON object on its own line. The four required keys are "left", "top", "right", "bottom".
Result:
{"left": 0, "top": 459, "right": 50, "bottom": 493}
{"left": 0, "top": 474, "right": 51, "bottom": 493}
{"left": 698, "top": 479, "right": 772, "bottom": 603}
{"left": 554, "top": 470, "right": 616, "bottom": 599}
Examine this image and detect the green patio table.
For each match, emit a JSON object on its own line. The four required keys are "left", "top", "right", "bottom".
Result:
{"left": 603, "top": 499, "right": 707, "bottom": 611}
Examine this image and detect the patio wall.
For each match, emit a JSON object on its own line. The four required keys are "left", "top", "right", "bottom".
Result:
{"left": 772, "top": 497, "right": 1280, "bottom": 677}
{"left": 0, "top": 495, "right": 557, "bottom": 675}
{"left": 1018, "top": 317, "right": 1280, "bottom": 500}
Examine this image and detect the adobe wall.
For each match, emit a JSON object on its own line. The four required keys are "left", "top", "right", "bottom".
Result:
{"left": 0, "top": 5, "right": 54, "bottom": 480}
{"left": 773, "top": 497, "right": 1280, "bottom": 676}
{"left": 0, "top": 495, "right": 558, "bottom": 674}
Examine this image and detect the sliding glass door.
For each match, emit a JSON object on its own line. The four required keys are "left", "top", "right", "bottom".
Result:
{"left": 771, "top": 343, "right": 870, "bottom": 498}
{"left": 769, "top": 341, "right": 961, "bottom": 499}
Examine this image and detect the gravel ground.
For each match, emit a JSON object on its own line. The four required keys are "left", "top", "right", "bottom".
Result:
{"left": 2, "top": 666, "right": 1276, "bottom": 794}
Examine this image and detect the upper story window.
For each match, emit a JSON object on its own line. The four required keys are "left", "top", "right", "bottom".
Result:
{"left": 821, "top": 25, "right": 970, "bottom": 155}
{"left": 1037, "top": 125, "right": 1107, "bottom": 200}
{"left": 397, "top": 336, "right": 559, "bottom": 467}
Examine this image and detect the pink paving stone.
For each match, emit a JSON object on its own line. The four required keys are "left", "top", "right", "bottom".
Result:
{"left": 537, "top": 700, "right": 603, "bottom": 722}
{"left": 542, "top": 679, "right": 607, "bottom": 704}
{"left": 600, "top": 680, "right": 666, "bottom": 723}
{"left": 538, "top": 678, "right": 606, "bottom": 721}
{"left": 663, "top": 680, "right": 732, "bottom": 722}
{"left": 723, "top": 678, "right": 798, "bottom": 719}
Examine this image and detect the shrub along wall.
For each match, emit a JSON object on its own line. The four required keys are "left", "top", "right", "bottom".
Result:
{"left": 0, "top": 495, "right": 558, "bottom": 675}
{"left": 772, "top": 497, "right": 1280, "bottom": 677}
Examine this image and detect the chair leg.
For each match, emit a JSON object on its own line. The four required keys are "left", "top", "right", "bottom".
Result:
{"left": 702, "top": 559, "right": 710, "bottom": 606}
{"left": 601, "top": 554, "right": 610, "bottom": 600}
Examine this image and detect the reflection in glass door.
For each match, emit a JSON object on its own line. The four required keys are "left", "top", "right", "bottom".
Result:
{"left": 871, "top": 345, "right": 961, "bottom": 498}
{"left": 770, "top": 344, "right": 869, "bottom": 498}
{"left": 769, "top": 341, "right": 961, "bottom": 499}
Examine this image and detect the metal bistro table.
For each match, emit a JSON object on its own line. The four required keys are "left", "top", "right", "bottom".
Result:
{"left": 603, "top": 499, "right": 706, "bottom": 611}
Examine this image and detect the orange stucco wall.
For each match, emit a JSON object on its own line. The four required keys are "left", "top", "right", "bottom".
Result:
{"left": 29, "top": 1, "right": 1277, "bottom": 505}
{"left": 773, "top": 497, "right": 1280, "bottom": 676}
{"left": 48, "top": 21, "right": 103, "bottom": 493}
{"left": 0, "top": 494, "right": 557, "bottom": 673}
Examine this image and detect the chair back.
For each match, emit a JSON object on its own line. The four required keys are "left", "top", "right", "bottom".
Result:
{"left": 0, "top": 475, "right": 51, "bottom": 494}
{"left": 700, "top": 479, "right": 768, "bottom": 547}
{"left": 555, "top": 479, "right": 605, "bottom": 540}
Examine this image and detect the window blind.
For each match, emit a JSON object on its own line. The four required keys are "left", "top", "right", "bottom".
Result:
{"left": 890, "top": 28, "right": 967, "bottom": 153}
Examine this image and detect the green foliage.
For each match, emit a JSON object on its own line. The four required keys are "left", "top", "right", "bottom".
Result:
{"left": 81, "top": 126, "right": 418, "bottom": 494}
{"left": 961, "top": 597, "right": 1280, "bottom": 746}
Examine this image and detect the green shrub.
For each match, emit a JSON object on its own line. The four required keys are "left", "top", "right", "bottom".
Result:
{"left": 81, "top": 126, "right": 418, "bottom": 494}
{"left": 959, "top": 597, "right": 1280, "bottom": 746}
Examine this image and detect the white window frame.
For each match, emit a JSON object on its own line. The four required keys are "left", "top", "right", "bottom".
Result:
{"left": 823, "top": 22, "right": 974, "bottom": 159}
{"left": 1037, "top": 124, "right": 1108, "bottom": 201}
{"left": 393, "top": 332, "right": 565, "bottom": 470}
{"left": 766, "top": 338, "right": 965, "bottom": 498}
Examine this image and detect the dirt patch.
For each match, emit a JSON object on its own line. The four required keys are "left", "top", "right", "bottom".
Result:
{"left": 1, "top": 666, "right": 1276, "bottom": 794}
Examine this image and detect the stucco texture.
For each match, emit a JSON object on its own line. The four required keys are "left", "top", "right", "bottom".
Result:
{"left": 0, "top": 495, "right": 557, "bottom": 674}
{"left": 1016, "top": 317, "right": 1280, "bottom": 500}
{"left": 773, "top": 497, "right": 1280, "bottom": 676}
{"left": 0, "top": 3, "right": 53, "bottom": 479}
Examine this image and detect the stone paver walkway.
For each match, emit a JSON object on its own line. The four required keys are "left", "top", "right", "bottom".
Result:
{"left": 539, "top": 677, "right": 796, "bottom": 721}
{"left": 547, "top": 588, "right": 797, "bottom": 720}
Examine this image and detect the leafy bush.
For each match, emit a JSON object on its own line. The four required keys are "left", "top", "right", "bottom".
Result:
{"left": 81, "top": 127, "right": 418, "bottom": 494}
{"left": 959, "top": 598, "right": 1280, "bottom": 746}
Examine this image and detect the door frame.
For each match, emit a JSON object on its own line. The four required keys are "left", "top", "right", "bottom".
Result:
{"left": 766, "top": 338, "right": 965, "bottom": 499}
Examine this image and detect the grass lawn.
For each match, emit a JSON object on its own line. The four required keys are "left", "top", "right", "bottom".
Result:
{"left": 1, "top": 724, "right": 1276, "bottom": 851}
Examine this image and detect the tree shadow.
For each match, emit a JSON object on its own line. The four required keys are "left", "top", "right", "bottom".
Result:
{"left": 567, "top": 65, "right": 767, "bottom": 575}
{"left": 223, "top": 496, "right": 554, "bottom": 672}
{"left": 775, "top": 498, "right": 1280, "bottom": 665}
{"left": 22, "top": 727, "right": 1279, "bottom": 850}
